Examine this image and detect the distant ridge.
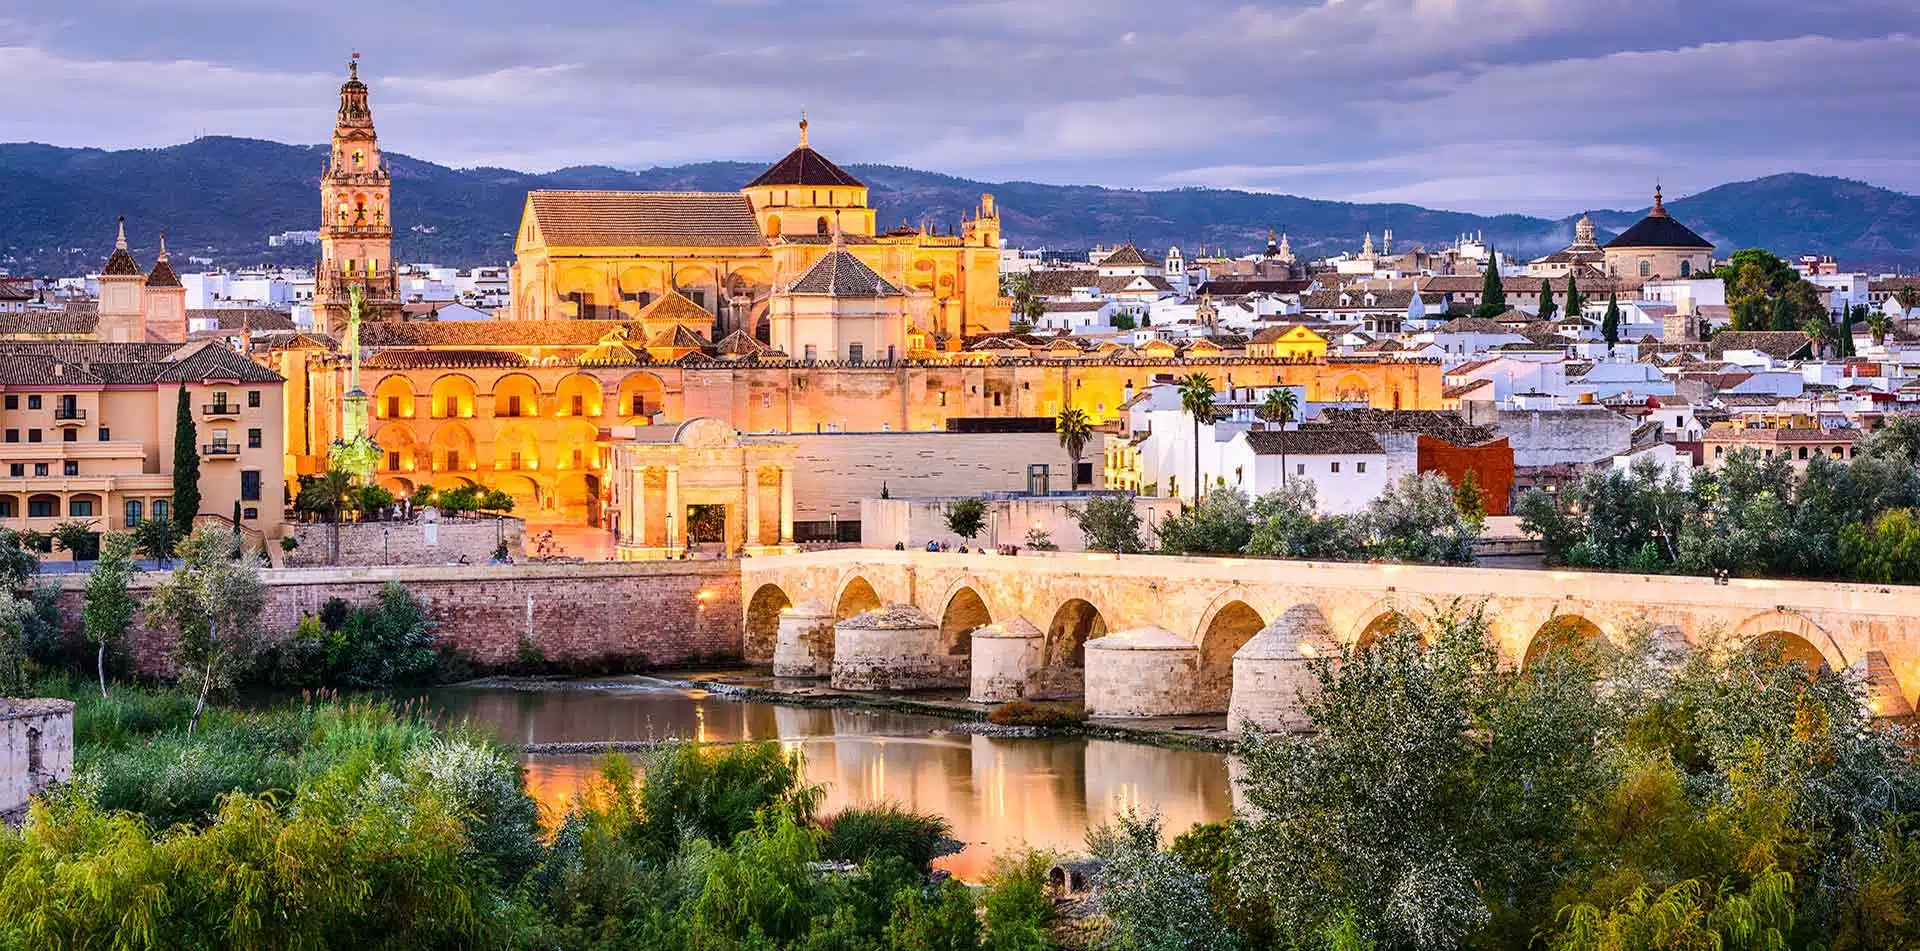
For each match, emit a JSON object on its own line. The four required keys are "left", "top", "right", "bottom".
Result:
{"left": 2, "top": 136, "right": 1917, "bottom": 275}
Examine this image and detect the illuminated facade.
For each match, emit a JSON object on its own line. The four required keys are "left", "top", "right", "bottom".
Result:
{"left": 315, "top": 57, "right": 400, "bottom": 336}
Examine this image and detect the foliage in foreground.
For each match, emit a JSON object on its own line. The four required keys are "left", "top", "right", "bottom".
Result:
{"left": 1156, "top": 473, "right": 1481, "bottom": 563}
{"left": 0, "top": 689, "right": 1058, "bottom": 950}
{"left": 1085, "top": 605, "right": 1920, "bottom": 951}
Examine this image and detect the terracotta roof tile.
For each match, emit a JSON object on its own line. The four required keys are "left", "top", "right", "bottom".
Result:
{"left": 1242, "top": 430, "right": 1383, "bottom": 456}
{"left": 527, "top": 191, "right": 766, "bottom": 248}
{"left": 746, "top": 145, "right": 864, "bottom": 188}
{"left": 786, "top": 248, "right": 904, "bottom": 297}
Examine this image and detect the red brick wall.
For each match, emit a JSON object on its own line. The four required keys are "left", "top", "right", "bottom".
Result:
{"left": 55, "top": 561, "right": 743, "bottom": 676}
{"left": 1416, "top": 436, "right": 1516, "bottom": 516}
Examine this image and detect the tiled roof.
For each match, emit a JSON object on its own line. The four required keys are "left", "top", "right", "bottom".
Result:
{"left": 364, "top": 320, "right": 648, "bottom": 348}
{"left": 1044, "top": 301, "right": 1110, "bottom": 313}
{"left": 189, "top": 308, "right": 295, "bottom": 331}
{"left": 1438, "top": 317, "right": 1510, "bottom": 333}
{"left": 526, "top": 191, "right": 766, "bottom": 248}
{"left": 1309, "top": 408, "right": 1499, "bottom": 445}
{"left": 1097, "top": 275, "right": 1173, "bottom": 295}
{"left": 1444, "top": 380, "right": 1492, "bottom": 399}
{"left": 648, "top": 325, "right": 709, "bottom": 349}
{"left": 363, "top": 349, "right": 532, "bottom": 369}
{"left": 634, "top": 289, "right": 715, "bottom": 326}
{"left": 103, "top": 247, "right": 141, "bottom": 277}
{"left": 0, "top": 279, "right": 32, "bottom": 302}
{"left": 0, "top": 340, "right": 281, "bottom": 384}
{"left": 746, "top": 145, "right": 864, "bottom": 188}
{"left": 786, "top": 248, "right": 904, "bottom": 297}
{"left": 1195, "top": 279, "right": 1312, "bottom": 296}
{"left": 1098, "top": 244, "right": 1151, "bottom": 268}
{"left": 1249, "top": 324, "right": 1323, "bottom": 344}
{"left": 1606, "top": 210, "right": 1714, "bottom": 250}
{"left": 1029, "top": 269, "right": 1099, "bottom": 297}
{"left": 715, "top": 329, "right": 772, "bottom": 356}
{"left": 0, "top": 312, "right": 100, "bottom": 336}
{"left": 1707, "top": 331, "right": 1812, "bottom": 360}
{"left": 1242, "top": 430, "right": 1383, "bottom": 456}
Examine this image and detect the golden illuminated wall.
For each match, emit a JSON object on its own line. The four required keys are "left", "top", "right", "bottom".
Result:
{"left": 280, "top": 356, "right": 1437, "bottom": 525}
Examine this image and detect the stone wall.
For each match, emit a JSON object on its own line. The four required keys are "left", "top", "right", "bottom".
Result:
{"left": 859, "top": 494, "right": 1182, "bottom": 552}
{"left": 2, "top": 698, "right": 74, "bottom": 823}
{"left": 54, "top": 560, "right": 740, "bottom": 674}
{"left": 788, "top": 432, "right": 1107, "bottom": 524}
{"left": 285, "top": 516, "right": 525, "bottom": 568}
{"left": 1496, "top": 407, "right": 1636, "bottom": 468}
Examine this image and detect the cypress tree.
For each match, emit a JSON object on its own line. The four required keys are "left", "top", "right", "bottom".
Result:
{"left": 1602, "top": 293, "right": 1621, "bottom": 351}
{"left": 1565, "top": 271, "right": 1584, "bottom": 320}
{"left": 172, "top": 384, "right": 201, "bottom": 530}
{"left": 1770, "top": 296, "right": 1796, "bottom": 332}
{"left": 1475, "top": 249, "right": 1508, "bottom": 318}
{"left": 1537, "top": 276, "right": 1558, "bottom": 321}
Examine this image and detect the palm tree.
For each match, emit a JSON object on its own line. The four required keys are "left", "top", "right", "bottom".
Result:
{"left": 1257, "top": 387, "right": 1300, "bottom": 486}
{"left": 1867, "top": 309, "right": 1893, "bottom": 347}
{"left": 1056, "top": 407, "right": 1092, "bottom": 491}
{"left": 1897, "top": 286, "right": 1920, "bottom": 323}
{"left": 295, "top": 470, "right": 354, "bottom": 523}
{"left": 1177, "top": 373, "right": 1216, "bottom": 504}
{"left": 1802, "top": 315, "right": 1837, "bottom": 359}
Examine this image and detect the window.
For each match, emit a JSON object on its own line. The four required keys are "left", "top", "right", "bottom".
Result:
{"left": 387, "top": 451, "right": 401, "bottom": 470}
{"left": 247, "top": 389, "right": 261, "bottom": 408}
{"left": 62, "top": 429, "right": 75, "bottom": 443}
{"left": 241, "top": 470, "right": 261, "bottom": 502}
{"left": 32, "top": 463, "right": 46, "bottom": 477}
{"left": 1638, "top": 260, "right": 1652, "bottom": 278}
{"left": 886, "top": 346, "right": 896, "bottom": 363}
{"left": 25, "top": 396, "right": 39, "bottom": 410}
{"left": 1296, "top": 463, "right": 1305, "bottom": 475}
{"left": 1330, "top": 461, "right": 1341, "bottom": 473}
{"left": 571, "top": 394, "right": 584, "bottom": 416}
{"left": 2, "top": 396, "right": 13, "bottom": 410}
{"left": 124, "top": 500, "right": 142, "bottom": 526}
{"left": 243, "top": 507, "right": 258, "bottom": 521}
{"left": 938, "top": 392, "right": 947, "bottom": 407}
{"left": 1357, "top": 461, "right": 1367, "bottom": 473}
{"left": 992, "top": 393, "right": 1003, "bottom": 407}
{"left": 98, "top": 428, "right": 109, "bottom": 442}
{"left": 154, "top": 500, "right": 169, "bottom": 522}
{"left": 27, "top": 430, "right": 40, "bottom": 443}
{"left": 212, "top": 428, "right": 230, "bottom": 448}
{"left": 1680, "top": 260, "right": 1692, "bottom": 277}
{"left": 848, "top": 343, "right": 864, "bottom": 364}
{"left": 445, "top": 449, "right": 461, "bottom": 471}
{"left": 27, "top": 497, "right": 53, "bottom": 518}
{"left": 0, "top": 498, "right": 12, "bottom": 518}
{"left": 6, "top": 464, "right": 19, "bottom": 477}
{"left": 1798, "top": 446, "right": 1808, "bottom": 460}
{"left": 62, "top": 461, "right": 77, "bottom": 476}
{"left": 1714, "top": 445, "right": 1725, "bottom": 458}
{"left": 247, "top": 428, "right": 262, "bottom": 449}
{"left": 69, "top": 498, "right": 93, "bottom": 517}
{"left": 506, "top": 395, "right": 522, "bottom": 417}
{"left": 3, "top": 430, "right": 15, "bottom": 444}
{"left": 803, "top": 345, "right": 818, "bottom": 362}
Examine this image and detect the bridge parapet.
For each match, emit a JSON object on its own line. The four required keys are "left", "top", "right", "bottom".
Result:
{"left": 742, "top": 550, "right": 1920, "bottom": 718}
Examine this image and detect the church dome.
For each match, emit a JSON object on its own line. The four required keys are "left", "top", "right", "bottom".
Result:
{"left": 1604, "top": 186, "right": 1713, "bottom": 251}
{"left": 1574, "top": 213, "right": 1597, "bottom": 246}
{"left": 747, "top": 118, "right": 864, "bottom": 189}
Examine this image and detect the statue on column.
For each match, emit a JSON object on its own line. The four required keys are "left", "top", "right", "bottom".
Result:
{"left": 329, "top": 284, "right": 382, "bottom": 481}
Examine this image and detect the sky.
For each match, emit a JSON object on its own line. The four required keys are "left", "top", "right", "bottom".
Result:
{"left": 2, "top": 1, "right": 1918, "bottom": 216}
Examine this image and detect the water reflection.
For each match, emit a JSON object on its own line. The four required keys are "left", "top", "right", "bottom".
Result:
{"left": 410, "top": 683, "right": 1232, "bottom": 880}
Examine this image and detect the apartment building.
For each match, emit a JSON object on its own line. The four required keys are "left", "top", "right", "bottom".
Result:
{"left": 0, "top": 341, "right": 286, "bottom": 553}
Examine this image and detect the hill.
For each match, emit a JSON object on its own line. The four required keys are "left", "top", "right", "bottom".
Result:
{"left": 2, "top": 137, "right": 1916, "bottom": 275}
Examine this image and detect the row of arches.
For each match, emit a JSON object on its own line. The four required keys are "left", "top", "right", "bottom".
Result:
{"left": 373, "top": 420, "right": 605, "bottom": 475}
{"left": 745, "top": 579, "right": 1846, "bottom": 715}
{"left": 371, "top": 372, "right": 667, "bottom": 422}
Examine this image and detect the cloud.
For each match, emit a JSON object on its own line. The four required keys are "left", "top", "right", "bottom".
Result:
{"left": 3, "top": 0, "right": 1919, "bottom": 212}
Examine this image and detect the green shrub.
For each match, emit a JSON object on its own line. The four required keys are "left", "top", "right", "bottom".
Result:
{"left": 821, "top": 803, "right": 952, "bottom": 871}
{"left": 981, "top": 849, "right": 1057, "bottom": 951}
{"left": 988, "top": 700, "right": 1087, "bottom": 728}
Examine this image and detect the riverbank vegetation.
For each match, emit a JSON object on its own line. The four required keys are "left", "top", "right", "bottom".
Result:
{"left": 1520, "top": 419, "right": 1920, "bottom": 582}
{"left": 1086, "top": 604, "right": 1920, "bottom": 951}
{"left": 0, "top": 684, "right": 1057, "bottom": 950}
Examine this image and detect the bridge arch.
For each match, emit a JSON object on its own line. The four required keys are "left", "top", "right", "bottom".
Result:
{"left": 1731, "top": 610, "right": 1846, "bottom": 672}
{"left": 835, "top": 575, "right": 883, "bottom": 619}
{"left": 1353, "top": 603, "right": 1421, "bottom": 651}
{"left": 744, "top": 583, "right": 792, "bottom": 663}
{"left": 1038, "top": 598, "right": 1107, "bottom": 697}
{"left": 1522, "top": 613, "right": 1607, "bottom": 668}
{"left": 939, "top": 586, "right": 991, "bottom": 658}
{"left": 1197, "top": 599, "right": 1265, "bottom": 711}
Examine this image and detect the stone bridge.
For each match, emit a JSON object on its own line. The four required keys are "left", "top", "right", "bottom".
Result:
{"left": 740, "top": 549, "right": 1920, "bottom": 725}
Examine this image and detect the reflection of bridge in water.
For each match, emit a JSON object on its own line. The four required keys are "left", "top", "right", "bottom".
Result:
{"left": 742, "top": 550, "right": 1920, "bottom": 723}
{"left": 427, "top": 686, "right": 1228, "bottom": 881}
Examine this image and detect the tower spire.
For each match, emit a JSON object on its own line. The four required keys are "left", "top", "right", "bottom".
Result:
{"left": 798, "top": 110, "right": 809, "bottom": 148}
{"left": 156, "top": 230, "right": 169, "bottom": 261}
{"left": 115, "top": 216, "right": 128, "bottom": 250}
{"left": 1651, "top": 183, "right": 1667, "bottom": 217}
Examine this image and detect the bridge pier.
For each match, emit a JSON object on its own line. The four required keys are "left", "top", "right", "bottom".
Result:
{"left": 831, "top": 605, "right": 968, "bottom": 691}
{"left": 969, "top": 618, "right": 1044, "bottom": 703}
{"left": 1229, "top": 606, "right": 1338, "bottom": 733}
{"left": 1086, "top": 626, "right": 1212, "bottom": 718}
{"left": 772, "top": 599, "right": 834, "bottom": 678}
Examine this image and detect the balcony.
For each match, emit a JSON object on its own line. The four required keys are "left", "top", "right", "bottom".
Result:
{"left": 201, "top": 443, "right": 241, "bottom": 459}
{"left": 53, "top": 407, "right": 87, "bottom": 426}
{"left": 202, "top": 403, "right": 241, "bottom": 420}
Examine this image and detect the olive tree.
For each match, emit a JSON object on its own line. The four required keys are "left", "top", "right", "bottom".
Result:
{"left": 148, "top": 526, "right": 266, "bottom": 732}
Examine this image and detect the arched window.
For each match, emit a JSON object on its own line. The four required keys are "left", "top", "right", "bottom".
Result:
{"left": 767, "top": 216, "right": 782, "bottom": 238}
{"left": 816, "top": 216, "right": 831, "bottom": 235}
{"left": 1638, "top": 260, "right": 1652, "bottom": 278}
{"left": 1680, "top": 260, "right": 1692, "bottom": 277}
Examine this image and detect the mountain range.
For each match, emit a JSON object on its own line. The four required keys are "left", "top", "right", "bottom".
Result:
{"left": 3, "top": 136, "right": 1918, "bottom": 276}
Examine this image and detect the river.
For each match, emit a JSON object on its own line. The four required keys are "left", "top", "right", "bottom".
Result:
{"left": 407, "top": 680, "right": 1233, "bottom": 880}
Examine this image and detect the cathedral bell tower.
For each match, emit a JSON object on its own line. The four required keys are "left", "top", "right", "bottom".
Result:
{"left": 317, "top": 54, "right": 399, "bottom": 336}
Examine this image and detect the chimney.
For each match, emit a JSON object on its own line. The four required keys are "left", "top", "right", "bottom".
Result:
{"left": 51, "top": 362, "right": 62, "bottom": 378}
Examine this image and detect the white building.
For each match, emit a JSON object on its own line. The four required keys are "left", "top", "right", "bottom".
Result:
{"left": 1217, "top": 429, "right": 1407, "bottom": 514}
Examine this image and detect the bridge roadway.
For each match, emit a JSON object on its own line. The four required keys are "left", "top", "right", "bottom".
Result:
{"left": 740, "top": 549, "right": 1920, "bottom": 721}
